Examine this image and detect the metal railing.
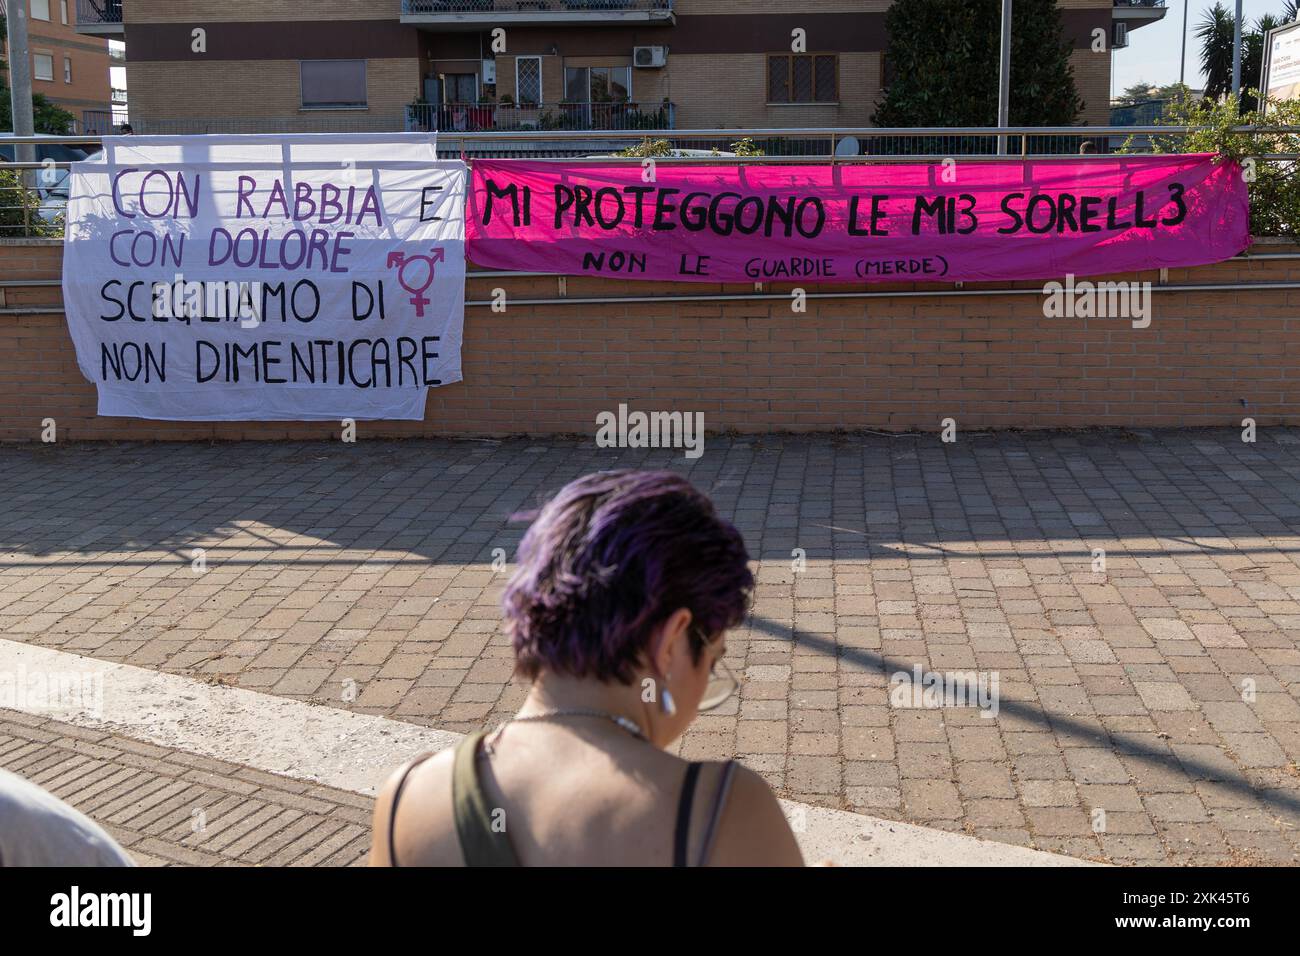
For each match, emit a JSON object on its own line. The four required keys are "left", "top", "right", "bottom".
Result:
{"left": 406, "top": 101, "right": 675, "bottom": 133}
{"left": 402, "top": 0, "right": 673, "bottom": 13}
{"left": 7, "top": 118, "right": 1245, "bottom": 158}
{"left": 75, "top": 0, "right": 123, "bottom": 26}
{"left": 1114, "top": 1, "right": 1166, "bottom": 8}
{"left": 80, "top": 110, "right": 127, "bottom": 135}
{"left": 425, "top": 124, "right": 1236, "bottom": 160}
{"left": 3, "top": 124, "right": 1282, "bottom": 154}
{"left": 4, "top": 124, "right": 1298, "bottom": 238}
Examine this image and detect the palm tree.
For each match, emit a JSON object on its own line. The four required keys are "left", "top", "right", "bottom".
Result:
{"left": 1198, "top": 3, "right": 1237, "bottom": 101}
{"left": 1198, "top": 4, "right": 1291, "bottom": 112}
{"left": 1244, "top": 14, "right": 1284, "bottom": 112}
{"left": 1286, "top": 2, "right": 1299, "bottom": 24}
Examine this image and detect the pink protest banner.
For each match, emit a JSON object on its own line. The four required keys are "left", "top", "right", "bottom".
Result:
{"left": 466, "top": 155, "right": 1249, "bottom": 284}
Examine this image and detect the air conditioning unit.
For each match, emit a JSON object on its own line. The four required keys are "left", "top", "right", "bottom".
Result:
{"left": 1112, "top": 22, "right": 1129, "bottom": 49}
{"left": 634, "top": 46, "right": 667, "bottom": 69}
{"left": 481, "top": 59, "right": 497, "bottom": 85}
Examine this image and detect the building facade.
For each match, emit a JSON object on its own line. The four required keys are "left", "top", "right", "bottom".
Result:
{"left": 75, "top": 1, "right": 1166, "bottom": 135}
{"left": 4, "top": 0, "right": 112, "bottom": 131}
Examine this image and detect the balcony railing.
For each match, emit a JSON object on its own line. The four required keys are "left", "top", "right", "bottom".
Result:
{"left": 75, "top": 0, "right": 124, "bottom": 33}
{"left": 81, "top": 109, "right": 128, "bottom": 135}
{"left": 401, "top": 0, "right": 675, "bottom": 26}
{"left": 407, "top": 101, "right": 676, "bottom": 133}
{"left": 405, "top": 0, "right": 672, "bottom": 11}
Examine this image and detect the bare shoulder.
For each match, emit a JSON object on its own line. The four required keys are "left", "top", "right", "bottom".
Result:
{"left": 709, "top": 763, "right": 805, "bottom": 867}
{"left": 368, "top": 749, "right": 459, "bottom": 867}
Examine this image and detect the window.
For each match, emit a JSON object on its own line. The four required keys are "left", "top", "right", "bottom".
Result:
{"left": 33, "top": 53, "right": 55, "bottom": 82}
{"left": 516, "top": 56, "right": 542, "bottom": 105}
{"left": 300, "top": 60, "right": 367, "bottom": 109}
{"left": 31, "top": 0, "right": 51, "bottom": 21}
{"left": 767, "top": 54, "right": 838, "bottom": 104}
{"left": 443, "top": 74, "right": 477, "bottom": 104}
{"left": 61, "top": 0, "right": 69, "bottom": 25}
{"left": 64, "top": 56, "right": 73, "bottom": 83}
{"left": 564, "top": 66, "right": 630, "bottom": 103}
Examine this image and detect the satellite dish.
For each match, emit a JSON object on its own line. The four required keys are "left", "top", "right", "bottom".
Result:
{"left": 835, "top": 136, "right": 861, "bottom": 157}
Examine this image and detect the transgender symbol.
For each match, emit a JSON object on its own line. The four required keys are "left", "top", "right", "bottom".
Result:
{"left": 386, "top": 248, "right": 447, "bottom": 318}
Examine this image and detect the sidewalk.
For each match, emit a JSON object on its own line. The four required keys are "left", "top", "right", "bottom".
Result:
{"left": 0, "top": 711, "right": 372, "bottom": 867}
{"left": 2, "top": 430, "right": 1300, "bottom": 865}
{"left": 0, "top": 640, "right": 1092, "bottom": 867}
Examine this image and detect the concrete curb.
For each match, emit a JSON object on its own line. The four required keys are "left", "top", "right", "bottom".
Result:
{"left": 0, "top": 639, "right": 1098, "bottom": 867}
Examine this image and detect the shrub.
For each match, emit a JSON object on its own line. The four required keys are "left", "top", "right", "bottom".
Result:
{"left": 1124, "top": 90, "right": 1300, "bottom": 238}
{"left": 0, "top": 168, "right": 60, "bottom": 238}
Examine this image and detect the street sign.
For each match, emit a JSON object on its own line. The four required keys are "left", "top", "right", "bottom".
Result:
{"left": 1260, "top": 20, "right": 1300, "bottom": 114}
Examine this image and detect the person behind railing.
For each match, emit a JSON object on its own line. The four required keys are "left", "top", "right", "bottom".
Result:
{"left": 370, "top": 470, "right": 805, "bottom": 867}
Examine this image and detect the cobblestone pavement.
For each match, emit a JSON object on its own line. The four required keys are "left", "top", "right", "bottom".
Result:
{"left": 3, "top": 430, "right": 1300, "bottom": 865}
{"left": 0, "top": 711, "right": 371, "bottom": 867}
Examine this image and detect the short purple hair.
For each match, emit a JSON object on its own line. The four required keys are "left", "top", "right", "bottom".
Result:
{"left": 503, "top": 470, "right": 753, "bottom": 683}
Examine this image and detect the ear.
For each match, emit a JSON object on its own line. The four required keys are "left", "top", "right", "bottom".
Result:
{"left": 650, "top": 607, "right": 694, "bottom": 678}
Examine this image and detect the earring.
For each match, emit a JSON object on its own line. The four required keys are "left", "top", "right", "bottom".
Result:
{"left": 660, "top": 678, "right": 677, "bottom": 717}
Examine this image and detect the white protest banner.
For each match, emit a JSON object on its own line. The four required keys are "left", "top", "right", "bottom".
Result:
{"left": 62, "top": 134, "right": 465, "bottom": 421}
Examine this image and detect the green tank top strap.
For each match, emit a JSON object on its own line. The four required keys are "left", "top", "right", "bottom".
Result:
{"left": 452, "top": 730, "right": 520, "bottom": 867}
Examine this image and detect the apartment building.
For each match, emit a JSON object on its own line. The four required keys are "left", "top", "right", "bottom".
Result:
{"left": 74, "top": 1, "right": 1167, "bottom": 135}
{"left": 3, "top": 0, "right": 112, "bottom": 130}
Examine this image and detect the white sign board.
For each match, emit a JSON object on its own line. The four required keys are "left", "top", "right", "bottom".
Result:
{"left": 1261, "top": 21, "right": 1300, "bottom": 114}
{"left": 62, "top": 134, "right": 465, "bottom": 421}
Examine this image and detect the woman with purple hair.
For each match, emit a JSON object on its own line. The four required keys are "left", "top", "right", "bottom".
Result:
{"left": 370, "top": 469, "right": 804, "bottom": 866}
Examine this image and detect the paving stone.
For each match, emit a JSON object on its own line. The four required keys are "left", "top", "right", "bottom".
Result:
{"left": 0, "top": 714, "right": 377, "bottom": 868}
{"left": 4, "top": 434, "right": 1300, "bottom": 864}
{"left": 1132, "top": 681, "right": 1198, "bottom": 711}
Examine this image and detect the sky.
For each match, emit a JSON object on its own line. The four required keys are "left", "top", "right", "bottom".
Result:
{"left": 1112, "top": 0, "right": 1297, "bottom": 96}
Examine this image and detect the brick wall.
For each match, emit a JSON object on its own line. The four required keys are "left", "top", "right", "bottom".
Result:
{"left": 3, "top": 239, "right": 1297, "bottom": 442}
{"left": 661, "top": 52, "right": 880, "bottom": 130}
{"left": 124, "top": 0, "right": 403, "bottom": 22}
{"left": 2, "top": 0, "right": 112, "bottom": 117}
{"left": 112, "top": 0, "right": 1122, "bottom": 133}
{"left": 126, "top": 58, "right": 419, "bottom": 127}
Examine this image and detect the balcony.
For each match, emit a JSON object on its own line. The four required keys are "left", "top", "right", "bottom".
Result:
{"left": 75, "top": 0, "right": 124, "bottom": 35}
{"left": 400, "top": 0, "right": 675, "bottom": 30}
{"left": 407, "top": 100, "right": 675, "bottom": 133}
{"left": 1113, "top": 0, "right": 1167, "bottom": 31}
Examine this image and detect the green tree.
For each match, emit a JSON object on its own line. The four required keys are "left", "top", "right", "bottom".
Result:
{"left": 873, "top": 0, "right": 1083, "bottom": 127}
{"left": 1198, "top": 3, "right": 1237, "bottom": 101}
{"left": 0, "top": 12, "right": 78, "bottom": 134}
{"left": 1242, "top": 15, "right": 1283, "bottom": 112}
{"left": 1116, "top": 82, "right": 1159, "bottom": 107}
{"left": 1123, "top": 89, "right": 1300, "bottom": 237}
{"left": 1199, "top": 5, "right": 1291, "bottom": 113}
